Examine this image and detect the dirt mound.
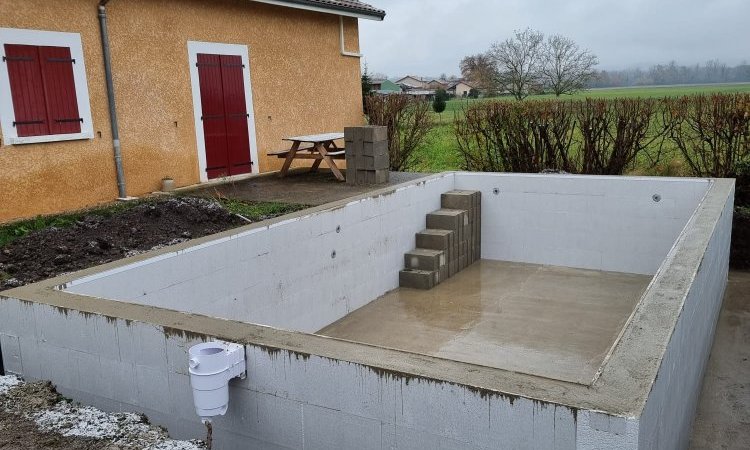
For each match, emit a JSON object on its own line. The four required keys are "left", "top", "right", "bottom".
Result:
{"left": 0, "top": 197, "right": 244, "bottom": 289}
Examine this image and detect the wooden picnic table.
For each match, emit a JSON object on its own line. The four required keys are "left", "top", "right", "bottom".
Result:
{"left": 269, "top": 132, "right": 346, "bottom": 181}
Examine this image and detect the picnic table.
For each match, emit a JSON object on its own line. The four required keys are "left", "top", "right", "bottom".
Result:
{"left": 269, "top": 132, "right": 346, "bottom": 181}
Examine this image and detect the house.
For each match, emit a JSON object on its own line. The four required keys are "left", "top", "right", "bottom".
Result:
{"left": 447, "top": 80, "right": 474, "bottom": 98}
{"left": 370, "top": 78, "right": 401, "bottom": 94}
{"left": 395, "top": 75, "right": 425, "bottom": 89}
{"left": 425, "top": 79, "right": 447, "bottom": 90}
{"left": 0, "top": 0, "right": 385, "bottom": 222}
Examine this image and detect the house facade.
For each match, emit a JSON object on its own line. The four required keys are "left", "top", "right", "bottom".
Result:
{"left": 448, "top": 81, "right": 474, "bottom": 97}
{"left": 395, "top": 75, "right": 425, "bottom": 89}
{"left": 0, "top": 0, "right": 384, "bottom": 222}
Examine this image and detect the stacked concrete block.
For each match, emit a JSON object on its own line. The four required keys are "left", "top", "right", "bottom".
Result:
{"left": 344, "top": 126, "right": 389, "bottom": 185}
{"left": 399, "top": 190, "right": 481, "bottom": 290}
{"left": 440, "top": 190, "right": 482, "bottom": 266}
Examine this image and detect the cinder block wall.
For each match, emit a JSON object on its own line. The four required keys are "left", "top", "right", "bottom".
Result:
{"left": 454, "top": 173, "right": 711, "bottom": 275}
{"left": 66, "top": 175, "right": 454, "bottom": 333}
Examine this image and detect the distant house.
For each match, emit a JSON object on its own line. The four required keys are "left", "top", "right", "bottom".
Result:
{"left": 425, "top": 79, "right": 447, "bottom": 90}
{"left": 396, "top": 75, "right": 426, "bottom": 89}
{"left": 447, "top": 81, "right": 474, "bottom": 98}
{"left": 371, "top": 79, "right": 402, "bottom": 94}
{"left": 0, "top": 0, "right": 385, "bottom": 222}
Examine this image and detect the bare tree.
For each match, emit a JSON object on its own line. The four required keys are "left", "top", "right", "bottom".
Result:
{"left": 540, "top": 35, "right": 598, "bottom": 96}
{"left": 459, "top": 53, "right": 498, "bottom": 92}
{"left": 488, "top": 28, "right": 545, "bottom": 100}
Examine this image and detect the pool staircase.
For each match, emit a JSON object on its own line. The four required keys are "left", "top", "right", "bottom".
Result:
{"left": 399, "top": 190, "right": 481, "bottom": 289}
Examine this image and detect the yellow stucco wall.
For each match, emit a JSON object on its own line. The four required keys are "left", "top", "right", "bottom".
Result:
{"left": 0, "top": 0, "right": 365, "bottom": 222}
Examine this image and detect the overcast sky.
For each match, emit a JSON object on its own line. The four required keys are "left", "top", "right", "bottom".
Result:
{"left": 359, "top": 0, "right": 750, "bottom": 78}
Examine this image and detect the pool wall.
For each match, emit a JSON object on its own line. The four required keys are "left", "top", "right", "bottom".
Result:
{"left": 61, "top": 173, "right": 709, "bottom": 332}
{"left": 454, "top": 173, "right": 710, "bottom": 274}
{"left": 0, "top": 173, "right": 734, "bottom": 450}
{"left": 63, "top": 174, "right": 454, "bottom": 333}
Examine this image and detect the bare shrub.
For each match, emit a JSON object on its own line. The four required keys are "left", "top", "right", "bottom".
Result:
{"left": 455, "top": 97, "right": 670, "bottom": 175}
{"left": 576, "top": 98, "right": 670, "bottom": 175}
{"left": 455, "top": 101, "right": 577, "bottom": 173}
{"left": 665, "top": 93, "right": 750, "bottom": 178}
{"left": 365, "top": 95, "right": 434, "bottom": 171}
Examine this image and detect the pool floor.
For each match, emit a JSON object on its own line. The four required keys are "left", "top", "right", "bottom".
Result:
{"left": 318, "top": 260, "right": 652, "bottom": 384}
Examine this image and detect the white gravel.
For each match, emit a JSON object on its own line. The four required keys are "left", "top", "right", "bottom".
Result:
{"left": 1, "top": 375, "right": 204, "bottom": 449}
{"left": 0, "top": 375, "right": 21, "bottom": 395}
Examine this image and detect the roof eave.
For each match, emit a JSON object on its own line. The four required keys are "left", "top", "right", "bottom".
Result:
{"left": 251, "top": 0, "right": 386, "bottom": 20}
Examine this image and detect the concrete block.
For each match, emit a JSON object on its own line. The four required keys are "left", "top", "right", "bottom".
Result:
{"left": 357, "top": 154, "right": 388, "bottom": 170}
{"left": 441, "top": 190, "right": 477, "bottom": 211}
{"left": 362, "top": 140, "right": 388, "bottom": 157}
{"left": 344, "top": 126, "right": 364, "bottom": 143}
{"left": 362, "top": 125, "right": 388, "bottom": 143}
{"left": 426, "top": 209, "right": 464, "bottom": 233}
{"left": 416, "top": 229, "right": 453, "bottom": 251}
{"left": 405, "top": 249, "right": 445, "bottom": 271}
{"left": 399, "top": 269, "right": 438, "bottom": 289}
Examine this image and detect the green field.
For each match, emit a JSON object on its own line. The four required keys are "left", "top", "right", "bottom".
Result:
{"left": 415, "top": 83, "right": 750, "bottom": 172}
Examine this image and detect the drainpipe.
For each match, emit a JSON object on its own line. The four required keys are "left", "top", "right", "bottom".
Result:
{"left": 98, "top": 0, "right": 128, "bottom": 199}
{"left": 339, "top": 16, "right": 362, "bottom": 58}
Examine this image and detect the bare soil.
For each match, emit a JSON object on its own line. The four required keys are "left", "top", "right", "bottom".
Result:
{"left": 0, "top": 197, "right": 244, "bottom": 289}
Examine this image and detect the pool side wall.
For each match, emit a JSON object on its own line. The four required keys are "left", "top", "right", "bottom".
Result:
{"left": 0, "top": 298, "right": 579, "bottom": 449}
{"left": 637, "top": 182, "right": 734, "bottom": 449}
{"left": 454, "top": 173, "right": 710, "bottom": 275}
{"left": 64, "top": 175, "right": 454, "bottom": 333}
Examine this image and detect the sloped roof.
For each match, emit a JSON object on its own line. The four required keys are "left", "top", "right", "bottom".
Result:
{"left": 254, "top": 0, "right": 385, "bottom": 20}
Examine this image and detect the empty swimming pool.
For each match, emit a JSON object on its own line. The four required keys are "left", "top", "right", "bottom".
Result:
{"left": 0, "top": 172, "right": 734, "bottom": 450}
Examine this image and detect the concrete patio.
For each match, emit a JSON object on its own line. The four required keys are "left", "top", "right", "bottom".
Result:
{"left": 183, "top": 169, "right": 425, "bottom": 206}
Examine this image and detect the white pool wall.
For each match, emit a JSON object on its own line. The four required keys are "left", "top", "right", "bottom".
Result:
{"left": 0, "top": 174, "right": 734, "bottom": 450}
{"left": 64, "top": 173, "right": 710, "bottom": 333}
{"left": 454, "top": 173, "right": 711, "bottom": 275}
{"left": 66, "top": 174, "right": 454, "bottom": 333}
{"left": 636, "top": 183, "right": 733, "bottom": 449}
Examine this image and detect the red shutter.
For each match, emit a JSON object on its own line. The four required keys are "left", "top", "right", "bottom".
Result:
{"left": 39, "top": 46, "right": 81, "bottom": 135}
{"left": 3, "top": 44, "right": 49, "bottom": 137}
{"left": 3, "top": 44, "right": 81, "bottom": 137}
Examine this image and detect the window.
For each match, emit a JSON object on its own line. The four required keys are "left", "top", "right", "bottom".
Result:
{"left": 0, "top": 28, "right": 93, "bottom": 145}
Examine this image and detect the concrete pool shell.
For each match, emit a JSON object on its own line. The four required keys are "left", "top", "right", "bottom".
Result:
{"left": 0, "top": 172, "right": 734, "bottom": 450}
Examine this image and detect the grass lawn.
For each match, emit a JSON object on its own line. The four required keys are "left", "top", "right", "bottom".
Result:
{"left": 416, "top": 83, "right": 750, "bottom": 172}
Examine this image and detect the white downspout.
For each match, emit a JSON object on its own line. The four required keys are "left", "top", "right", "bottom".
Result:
{"left": 340, "top": 16, "right": 362, "bottom": 58}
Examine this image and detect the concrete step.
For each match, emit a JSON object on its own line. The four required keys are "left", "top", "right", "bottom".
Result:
{"left": 404, "top": 248, "right": 445, "bottom": 272}
{"left": 399, "top": 269, "right": 439, "bottom": 290}
{"left": 416, "top": 229, "right": 454, "bottom": 252}
{"left": 441, "top": 190, "right": 480, "bottom": 212}
{"left": 426, "top": 209, "right": 467, "bottom": 233}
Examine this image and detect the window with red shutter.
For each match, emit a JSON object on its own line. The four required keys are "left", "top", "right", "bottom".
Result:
{"left": 0, "top": 28, "right": 92, "bottom": 145}
{"left": 4, "top": 44, "right": 81, "bottom": 137}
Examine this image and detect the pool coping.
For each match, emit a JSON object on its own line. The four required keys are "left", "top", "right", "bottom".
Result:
{"left": 0, "top": 172, "right": 735, "bottom": 418}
